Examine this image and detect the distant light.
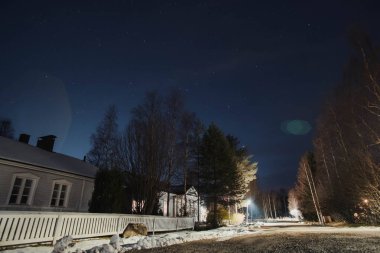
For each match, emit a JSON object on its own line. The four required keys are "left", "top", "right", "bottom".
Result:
{"left": 281, "top": 120, "right": 312, "bottom": 135}
{"left": 363, "top": 199, "right": 369, "bottom": 204}
{"left": 290, "top": 209, "right": 303, "bottom": 220}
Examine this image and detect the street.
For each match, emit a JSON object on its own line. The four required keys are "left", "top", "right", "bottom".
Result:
{"left": 132, "top": 224, "right": 380, "bottom": 253}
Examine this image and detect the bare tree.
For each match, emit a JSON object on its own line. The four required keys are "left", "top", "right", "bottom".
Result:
{"left": 122, "top": 92, "right": 169, "bottom": 214}
{"left": 164, "top": 89, "right": 184, "bottom": 216}
{"left": 87, "top": 105, "right": 119, "bottom": 170}
{"left": 308, "top": 30, "right": 380, "bottom": 224}
{"left": 178, "top": 111, "right": 196, "bottom": 216}
{"left": 0, "top": 119, "right": 14, "bottom": 139}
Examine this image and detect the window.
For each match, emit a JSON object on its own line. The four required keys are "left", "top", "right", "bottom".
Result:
{"left": 8, "top": 174, "right": 39, "bottom": 205}
{"left": 50, "top": 180, "right": 71, "bottom": 207}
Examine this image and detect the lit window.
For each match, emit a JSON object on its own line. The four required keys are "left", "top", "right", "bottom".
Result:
{"left": 50, "top": 180, "right": 71, "bottom": 207}
{"left": 8, "top": 174, "right": 39, "bottom": 205}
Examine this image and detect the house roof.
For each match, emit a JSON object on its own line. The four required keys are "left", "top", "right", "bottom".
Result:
{"left": 170, "top": 185, "right": 197, "bottom": 195}
{"left": 0, "top": 136, "right": 98, "bottom": 178}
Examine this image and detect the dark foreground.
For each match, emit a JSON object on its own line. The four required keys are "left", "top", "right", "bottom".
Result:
{"left": 132, "top": 229, "right": 380, "bottom": 253}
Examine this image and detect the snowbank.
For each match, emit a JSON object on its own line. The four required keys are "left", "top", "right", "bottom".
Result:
{"left": 2, "top": 227, "right": 254, "bottom": 253}
{"left": 131, "top": 226, "right": 252, "bottom": 250}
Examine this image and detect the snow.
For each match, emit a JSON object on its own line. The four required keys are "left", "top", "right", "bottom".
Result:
{"left": 1, "top": 227, "right": 254, "bottom": 253}
{"left": 1, "top": 236, "right": 143, "bottom": 253}
{"left": 130, "top": 226, "right": 253, "bottom": 250}
{"left": 52, "top": 236, "right": 74, "bottom": 253}
{"left": 3, "top": 223, "right": 380, "bottom": 253}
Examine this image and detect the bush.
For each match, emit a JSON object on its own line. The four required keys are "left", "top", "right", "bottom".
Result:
{"left": 230, "top": 213, "right": 245, "bottom": 225}
{"left": 207, "top": 207, "right": 229, "bottom": 226}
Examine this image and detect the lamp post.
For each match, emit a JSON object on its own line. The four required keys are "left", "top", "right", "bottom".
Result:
{"left": 246, "top": 199, "right": 251, "bottom": 225}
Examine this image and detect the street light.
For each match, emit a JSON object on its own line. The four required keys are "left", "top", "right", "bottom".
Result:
{"left": 246, "top": 199, "right": 251, "bottom": 225}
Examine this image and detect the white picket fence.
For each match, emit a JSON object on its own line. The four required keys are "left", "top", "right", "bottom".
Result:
{"left": 0, "top": 211, "right": 195, "bottom": 247}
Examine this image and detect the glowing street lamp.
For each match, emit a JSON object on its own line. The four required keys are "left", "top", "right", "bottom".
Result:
{"left": 246, "top": 199, "right": 251, "bottom": 224}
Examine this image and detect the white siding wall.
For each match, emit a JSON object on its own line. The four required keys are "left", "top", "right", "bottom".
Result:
{"left": 80, "top": 180, "right": 94, "bottom": 212}
{"left": 159, "top": 191, "right": 200, "bottom": 219}
{"left": 0, "top": 161, "right": 94, "bottom": 212}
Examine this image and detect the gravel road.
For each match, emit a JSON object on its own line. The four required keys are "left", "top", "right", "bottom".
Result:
{"left": 131, "top": 227, "right": 380, "bottom": 253}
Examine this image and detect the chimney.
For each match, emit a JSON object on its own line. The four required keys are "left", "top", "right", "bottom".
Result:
{"left": 36, "top": 135, "right": 56, "bottom": 152}
{"left": 18, "top": 133, "right": 30, "bottom": 144}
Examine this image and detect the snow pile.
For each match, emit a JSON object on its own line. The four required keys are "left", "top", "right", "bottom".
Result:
{"left": 2, "top": 227, "right": 253, "bottom": 253}
{"left": 49, "top": 235, "right": 123, "bottom": 253}
{"left": 252, "top": 221, "right": 265, "bottom": 228}
{"left": 81, "top": 235, "right": 124, "bottom": 253}
{"left": 52, "top": 235, "right": 74, "bottom": 253}
{"left": 131, "top": 226, "right": 252, "bottom": 250}
{"left": 109, "top": 235, "right": 122, "bottom": 251}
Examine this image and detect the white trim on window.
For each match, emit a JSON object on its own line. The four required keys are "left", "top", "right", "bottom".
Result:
{"left": 7, "top": 173, "right": 39, "bottom": 206}
{"left": 50, "top": 179, "right": 72, "bottom": 208}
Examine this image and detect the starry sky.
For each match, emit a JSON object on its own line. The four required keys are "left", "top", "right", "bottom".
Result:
{"left": 1, "top": 0, "right": 379, "bottom": 190}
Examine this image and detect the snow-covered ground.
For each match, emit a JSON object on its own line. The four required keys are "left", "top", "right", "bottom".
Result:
{"left": 132, "top": 225, "right": 380, "bottom": 253}
{"left": 1, "top": 226, "right": 255, "bottom": 253}
{"left": 3, "top": 222, "right": 380, "bottom": 253}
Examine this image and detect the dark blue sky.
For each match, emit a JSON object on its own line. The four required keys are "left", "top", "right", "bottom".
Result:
{"left": 1, "top": 0, "right": 379, "bottom": 189}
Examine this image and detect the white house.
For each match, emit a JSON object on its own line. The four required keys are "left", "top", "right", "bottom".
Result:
{"left": 159, "top": 185, "right": 207, "bottom": 221}
{"left": 0, "top": 135, "right": 98, "bottom": 212}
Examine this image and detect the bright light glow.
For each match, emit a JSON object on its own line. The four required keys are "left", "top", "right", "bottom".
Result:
{"left": 363, "top": 199, "right": 369, "bottom": 204}
{"left": 230, "top": 213, "right": 245, "bottom": 225}
{"left": 200, "top": 206, "right": 208, "bottom": 222}
{"left": 245, "top": 199, "right": 250, "bottom": 224}
{"left": 290, "top": 209, "right": 303, "bottom": 220}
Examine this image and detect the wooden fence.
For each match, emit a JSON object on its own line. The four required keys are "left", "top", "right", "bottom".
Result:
{"left": 0, "top": 211, "right": 195, "bottom": 247}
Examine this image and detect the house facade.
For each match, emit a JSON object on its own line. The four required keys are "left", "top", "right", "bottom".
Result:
{"left": 0, "top": 135, "right": 98, "bottom": 212}
{"left": 159, "top": 185, "right": 207, "bottom": 221}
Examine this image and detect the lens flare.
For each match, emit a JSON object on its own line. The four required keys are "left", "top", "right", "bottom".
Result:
{"left": 281, "top": 120, "right": 312, "bottom": 135}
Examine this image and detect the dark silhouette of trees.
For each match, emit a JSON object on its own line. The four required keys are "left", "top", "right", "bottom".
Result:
{"left": 87, "top": 105, "right": 127, "bottom": 213}
{"left": 163, "top": 89, "right": 184, "bottom": 216}
{"left": 199, "top": 123, "right": 248, "bottom": 226}
{"left": 87, "top": 105, "right": 119, "bottom": 170}
{"left": 89, "top": 169, "right": 127, "bottom": 213}
{"left": 88, "top": 91, "right": 256, "bottom": 217}
{"left": 177, "top": 111, "right": 202, "bottom": 216}
{"left": 291, "top": 30, "right": 380, "bottom": 224}
{"left": 0, "top": 119, "right": 14, "bottom": 139}
{"left": 293, "top": 152, "right": 322, "bottom": 222}
{"left": 122, "top": 91, "right": 169, "bottom": 214}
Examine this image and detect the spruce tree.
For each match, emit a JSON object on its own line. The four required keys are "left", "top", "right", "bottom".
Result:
{"left": 89, "top": 168, "right": 127, "bottom": 213}
{"left": 199, "top": 123, "right": 236, "bottom": 226}
{"left": 88, "top": 105, "right": 126, "bottom": 213}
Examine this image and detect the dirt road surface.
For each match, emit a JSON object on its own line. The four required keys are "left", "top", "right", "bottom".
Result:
{"left": 132, "top": 225, "right": 380, "bottom": 253}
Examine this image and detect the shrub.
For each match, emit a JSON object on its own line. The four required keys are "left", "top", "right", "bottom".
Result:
{"left": 207, "top": 206, "right": 229, "bottom": 226}
{"left": 230, "top": 213, "right": 245, "bottom": 225}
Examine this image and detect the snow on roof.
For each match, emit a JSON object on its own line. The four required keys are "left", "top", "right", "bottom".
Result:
{"left": 170, "top": 185, "right": 197, "bottom": 195}
{"left": 0, "top": 136, "right": 98, "bottom": 178}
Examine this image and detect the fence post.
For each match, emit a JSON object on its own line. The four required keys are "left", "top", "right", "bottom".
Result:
{"left": 152, "top": 218, "right": 155, "bottom": 236}
{"left": 117, "top": 216, "right": 122, "bottom": 234}
{"left": 176, "top": 218, "right": 179, "bottom": 231}
{"left": 192, "top": 217, "right": 195, "bottom": 230}
{"left": 52, "top": 214, "right": 64, "bottom": 245}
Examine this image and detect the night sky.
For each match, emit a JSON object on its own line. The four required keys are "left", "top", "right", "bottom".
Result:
{"left": 1, "top": 1, "right": 379, "bottom": 190}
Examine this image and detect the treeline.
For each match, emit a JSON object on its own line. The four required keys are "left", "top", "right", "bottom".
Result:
{"left": 291, "top": 30, "right": 380, "bottom": 224}
{"left": 88, "top": 89, "right": 257, "bottom": 225}
{"left": 249, "top": 180, "right": 289, "bottom": 219}
{"left": 0, "top": 119, "right": 15, "bottom": 139}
